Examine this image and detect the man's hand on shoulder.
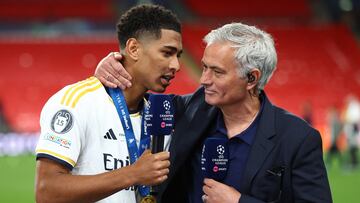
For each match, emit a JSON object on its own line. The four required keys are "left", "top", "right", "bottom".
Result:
{"left": 94, "top": 52, "right": 133, "bottom": 89}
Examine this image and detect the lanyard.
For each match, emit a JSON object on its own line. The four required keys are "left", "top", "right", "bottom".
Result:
{"left": 108, "top": 88, "right": 150, "bottom": 197}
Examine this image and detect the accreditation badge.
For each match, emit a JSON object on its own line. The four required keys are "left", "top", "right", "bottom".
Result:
{"left": 140, "top": 195, "right": 156, "bottom": 203}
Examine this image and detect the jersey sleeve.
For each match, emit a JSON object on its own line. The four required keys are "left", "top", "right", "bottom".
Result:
{"left": 36, "top": 91, "right": 83, "bottom": 170}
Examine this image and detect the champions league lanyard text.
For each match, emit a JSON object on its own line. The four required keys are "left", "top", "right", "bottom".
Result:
{"left": 108, "top": 88, "right": 150, "bottom": 197}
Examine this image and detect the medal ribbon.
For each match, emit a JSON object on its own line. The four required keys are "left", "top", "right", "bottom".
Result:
{"left": 108, "top": 88, "right": 150, "bottom": 197}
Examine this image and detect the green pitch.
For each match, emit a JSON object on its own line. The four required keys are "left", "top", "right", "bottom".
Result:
{"left": 0, "top": 155, "right": 35, "bottom": 203}
{"left": 0, "top": 154, "right": 36, "bottom": 202}
{"left": 0, "top": 154, "right": 359, "bottom": 202}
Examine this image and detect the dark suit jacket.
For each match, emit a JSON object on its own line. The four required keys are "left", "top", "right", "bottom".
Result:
{"left": 160, "top": 87, "right": 332, "bottom": 203}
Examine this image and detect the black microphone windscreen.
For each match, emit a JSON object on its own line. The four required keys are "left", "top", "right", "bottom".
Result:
{"left": 145, "top": 94, "right": 174, "bottom": 136}
{"left": 201, "top": 137, "right": 229, "bottom": 181}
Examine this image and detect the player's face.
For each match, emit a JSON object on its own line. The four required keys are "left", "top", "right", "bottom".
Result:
{"left": 200, "top": 42, "right": 248, "bottom": 107}
{"left": 136, "top": 29, "right": 183, "bottom": 93}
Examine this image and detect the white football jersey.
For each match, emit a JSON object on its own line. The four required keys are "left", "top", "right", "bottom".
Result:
{"left": 36, "top": 77, "right": 170, "bottom": 203}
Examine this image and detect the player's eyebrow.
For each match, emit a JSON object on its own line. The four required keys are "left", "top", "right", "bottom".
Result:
{"left": 164, "top": 46, "right": 183, "bottom": 57}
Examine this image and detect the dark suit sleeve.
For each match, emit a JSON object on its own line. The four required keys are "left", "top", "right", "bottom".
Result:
{"left": 239, "top": 129, "right": 332, "bottom": 203}
{"left": 170, "top": 93, "right": 192, "bottom": 122}
{"left": 291, "top": 129, "right": 332, "bottom": 202}
{"left": 239, "top": 195, "right": 265, "bottom": 203}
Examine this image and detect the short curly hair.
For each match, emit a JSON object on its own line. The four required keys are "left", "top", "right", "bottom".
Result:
{"left": 116, "top": 4, "right": 181, "bottom": 49}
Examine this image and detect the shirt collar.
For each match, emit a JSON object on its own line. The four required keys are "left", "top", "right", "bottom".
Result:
{"left": 215, "top": 94, "right": 265, "bottom": 145}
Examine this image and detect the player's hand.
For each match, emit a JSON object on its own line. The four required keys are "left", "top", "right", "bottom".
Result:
{"left": 131, "top": 150, "right": 170, "bottom": 186}
{"left": 94, "top": 52, "right": 132, "bottom": 89}
{"left": 202, "top": 178, "right": 241, "bottom": 203}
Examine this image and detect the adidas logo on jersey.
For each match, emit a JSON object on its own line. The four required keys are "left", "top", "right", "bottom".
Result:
{"left": 104, "top": 129, "right": 117, "bottom": 140}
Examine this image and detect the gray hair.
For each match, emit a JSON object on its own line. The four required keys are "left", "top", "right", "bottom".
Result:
{"left": 203, "top": 22, "right": 277, "bottom": 91}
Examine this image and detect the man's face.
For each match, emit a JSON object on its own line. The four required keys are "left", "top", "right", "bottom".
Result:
{"left": 200, "top": 42, "right": 248, "bottom": 107}
{"left": 135, "top": 29, "right": 183, "bottom": 93}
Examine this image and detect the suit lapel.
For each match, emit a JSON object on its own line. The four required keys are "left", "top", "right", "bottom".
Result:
{"left": 241, "top": 93, "right": 276, "bottom": 192}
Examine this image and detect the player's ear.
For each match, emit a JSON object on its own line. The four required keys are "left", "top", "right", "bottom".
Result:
{"left": 125, "top": 38, "right": 140, "bottom": 61}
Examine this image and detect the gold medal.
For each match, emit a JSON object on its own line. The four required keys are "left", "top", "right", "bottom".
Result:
{"left": 140, "top": 195, "right": 156, "bottom": 203}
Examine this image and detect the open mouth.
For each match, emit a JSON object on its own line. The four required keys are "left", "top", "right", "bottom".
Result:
{"left": 160, "top": 75, "right": 174, "bottom": 85}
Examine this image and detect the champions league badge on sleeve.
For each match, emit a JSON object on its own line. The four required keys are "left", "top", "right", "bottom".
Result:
{"left": 50, "top": 109, "right": 74, "bottom": 134}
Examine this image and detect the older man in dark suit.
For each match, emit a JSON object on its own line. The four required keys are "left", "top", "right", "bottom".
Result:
{"left": 96, "top": 22, "right": 332, "bottom": 203}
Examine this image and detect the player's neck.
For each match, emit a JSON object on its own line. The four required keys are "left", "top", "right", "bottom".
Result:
{"left": 122, "top": 85, "right": 147, "bottom": 112}
{"left": 122, "top": 62, "right": 147, "bottom": 112}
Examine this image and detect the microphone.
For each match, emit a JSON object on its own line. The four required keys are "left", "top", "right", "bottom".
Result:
{"left": 201, "top": 137, "right": 229, "bottom": 181}
{"left": 145, "top": 94, "right": 174, "bottom": 196}
{"left": 146, "top": 94, "right": 174, "bottom": 153}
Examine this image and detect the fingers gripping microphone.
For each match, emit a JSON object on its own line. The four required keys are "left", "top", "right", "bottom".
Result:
{"left": 201, "top": 137, "right": 229, "bottom": 181}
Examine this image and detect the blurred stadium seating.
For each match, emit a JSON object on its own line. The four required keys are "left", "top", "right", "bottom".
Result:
{"left": 0, "top": 0, "right": 359, "bottom": 150}
{"left": 1, "top": 2, "right": 360, "bottom": 203}
{"left": 184, "top": 0, "right": 312, "bottom": 20}
{"left": 0, "top": 0, "right": 115, "bottom": 22}
{"left": 0, "top": 35, "right": 118, "bottom": 132}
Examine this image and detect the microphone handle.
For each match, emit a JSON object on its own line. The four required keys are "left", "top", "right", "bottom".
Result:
{"left": 151, "top": 135, "right": 164, "bottom": 154}
{"left": 150, "top": 135, "right": 165, "bottom": 196}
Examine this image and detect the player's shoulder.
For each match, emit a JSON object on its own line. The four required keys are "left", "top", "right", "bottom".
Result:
{"left": 46, "top": 76, "right": 104, "bottom": 109}
{"left": 40, "top": 77, "right": 105, "bottom": 130}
